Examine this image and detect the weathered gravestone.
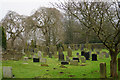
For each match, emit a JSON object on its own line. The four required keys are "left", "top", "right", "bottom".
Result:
{"left": 58, "top": 53, "right": 64, "bottom": 61}
{"left": 76, "top": 53, "right": 79, "bottom": 56}
{"left": 73, "top": 57, "right": 79, "bottom": 62}
{"left": 92, "top": 54, "right": 97, "bottom": 61}
{"left": 81, "top": 51, "right": 85, "bottom": 56}
{"left": 48, "top": 52, "right": 52, "bottom": 58}
{"left": 38, "top": 51, "right": 42, "bottom": 58}
{"left": 66, "top": 56, "right": 70, "bottom": 62}
{"left": 81, "top": 56, "right": 86, "bottom": 63}
{"left": 105, "top": 53, "right": 109, "bottom": 58}
{"left": 84, "top": 52, "right": 90, "bottom": 60}
{"left": 58, "top": 47, "right": 63, "bottom": 54}
{"left": 118, "top": 58, "right": 120, "bottom": 71}
{"left": 3, "top": 66, "right": 13, "bottom": 78}
{"left": 33, "top": 58, "right": 39, "bottom": 62}
{"left": 70, "top": 60, "right": 78, "bottom": 66}
{"left": 24, "top": 57, "right": 28, "bottom": 61}
{"left": 40, "top": 58, "right": 47, "bottom": 63}
{"left": 61, "top": 61, "right": 69, "bottom": 65}
{"left": 100, "top": 62, "right": 106, "bottom": 78}
{"left": 67, "top": 48, "right": 72, "bottom": 57}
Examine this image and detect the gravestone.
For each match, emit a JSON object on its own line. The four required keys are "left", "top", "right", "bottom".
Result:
{"left": 66, "top": 56, "right": 70, "bottom": 62}
{"left": 76, "top": 53, "right": 79, "bottom": 56}
{"left": 81, "top": 56, "right": 86, "bottom": 63}
{"left": 38, "top": 51, "right": 42, "bottom": 58}
{"left": 84, "top": 52, "right": 90, "bottom": 60}
{"left": 61, "top": 61, "right": 69, "bottom": 65}
{"left": 100, "top": 62, "right": 106, "bottom": 78}
{"left": 105, "top": 53, "right": 109, "bottom": 58}
{"left": 70, "top": 60, "right": 78, "bottom": 66}
{"left": 3, "top": 66, "right": 13, "bottom": 78}
{"left": 58, "top": 53, "right": 64, "bottom": 61}
{"left": 118, "top": 58, "right": 120, "bottom": 71}
{"left": 73, "top": 57, "right": 79, "bottom": 62}
{"left": 48, "top": 52, "right": 52, "bottom": 58}
{"left": 33, "top": 58, "right": 39, "bottom": 62}
{"left": 92, "top": 54, "right": 97, "bottom": 61}
{"left": 40, "top": 58, "right": 47, "bottom": 63}
{"left": 24, "top": 57, "right": 28, "bottom": 61}
{"left": 67, "top": 48, "right": 72, "bottom": 57}
{"left": 43, "top": 52, "right": 47, "bottom": 57}
{"left": 81, "top": 51, "right": 85, "bottom": 56}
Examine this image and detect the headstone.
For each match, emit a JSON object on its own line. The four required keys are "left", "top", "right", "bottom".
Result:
{"left": 24, "top": 57, "right": 28, "bottom": 61}
{"left": 38, "top": 51, "right": 42, "bottom": 58}
{"left": 33, "top": 58, "right": 39, "bottom": 62}
{"left": 105, "top": 53, "right": 109, "bottom": 58}
{"left": 92, "top": 54, "right": 97, "bottom": 61}
{"left": 61, "top": 61, "right": 69, "bottom": 65}
{"left": 81, "top": 51, "right": 85, "bottom": 56}
{"left": 118, "top": 58, "right": 120, "bottom": 71}
{"left": 40, "top": 58, "right": 47, "bottom": 63}
{"left": 70, "top": 60, "right": 78, "bottom": 66}
{"left": 58, "top": 53, "right": 64, "bottom": 61}
{"left": 66, "top": 56, "right": 70, "bottom": 62}
{"left": 84, "top": 52, "right": 90, "bottom": 60}
{"left": 73, "top": 57, "right": 79, "bottom": 62}
{"left": 76, "top": 53, "right": 79, "bottom": 56}
{"left": 81, "top": 56, "right": 86, "bottom": 63}
{"left": 67, "top": 48, "right": 72, "bottom": 57}
{"left": 100, "top": 62, "right": 106, "bottom": 78}
{"left": 48, "top": 52, "right": 52, "bottom": 58}
{"left": 3, "top": 66, "right": 12, "bottom": 78}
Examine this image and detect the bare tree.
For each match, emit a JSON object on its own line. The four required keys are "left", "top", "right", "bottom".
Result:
{"left": 1, "top": 11, "right": 25, "bottom": 50}
{"left": 31, "top": 7, "right": 64, "bottom": 46}
{"left": 57, "top": 1, "right": 120, "bottom": 78}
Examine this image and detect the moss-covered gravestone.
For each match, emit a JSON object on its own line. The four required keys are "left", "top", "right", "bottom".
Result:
{"left": 3, "top": 66, "right": 13, "bottom": 78}
{"left": 100, "top": 62, "right": 106, "bottom": 78}
{"left": 70, "top": 60, "right": 78, "bottom": 66}
{"left": 58, "top": 53, "right": 64, "bottom": 61}
{"left": 81, "top": 56, "right": 86, "bottom": 63}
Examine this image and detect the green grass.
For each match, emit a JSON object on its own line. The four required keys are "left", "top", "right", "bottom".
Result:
{"left": 1, "top": 49, "right": 120, "bottom": 78}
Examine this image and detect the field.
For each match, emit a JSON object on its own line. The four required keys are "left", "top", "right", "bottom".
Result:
{"left": 1, "top": 49, "right": 120, "bottom": 79}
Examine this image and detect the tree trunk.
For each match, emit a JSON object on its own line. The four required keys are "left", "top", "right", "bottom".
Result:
{"left": 110, "top": 52, "right": 118, "bottom": 78}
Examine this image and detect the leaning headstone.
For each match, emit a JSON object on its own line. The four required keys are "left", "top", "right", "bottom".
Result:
{"left": 105, "top": 53, "right": 109, "bottom": 58}
{"left": 81, "top": 56, "right": 86, "bottom": 63}
{"left": 58, "top": 53, "right": 64, "bottom": 61}
{"left": 3, "top": 66, "right": 12, "bottom": 78}
{"left": 70, "top": 60, "right": 78, "bottom": 66}
{"left": 100, "top": 62, "right": 106, "bottom": 78}
{"left": 40, "top": 58, "right": 47, "bottom": 63}
{"left": 92, "top": 54, "right": 97, "bottom": 61}
{"left": 118, "top": 58, "right": 120, "bottom": 71}
{"left": 67, "top": 48, "right": 72, "bottom": 57}
{"left": 66, "top": 56, "right": 70, "bottom": 62}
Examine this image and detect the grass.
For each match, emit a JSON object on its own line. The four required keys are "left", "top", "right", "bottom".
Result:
{"left": 1, "top": 49, "right": 120, "bottom": 78}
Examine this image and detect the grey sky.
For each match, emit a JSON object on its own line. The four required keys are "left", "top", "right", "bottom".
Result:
{"left": 0, "top": 0, "right": 63, "bottom": 21}
{"left": 0, "top": 0, "right": 120, "bottom": 21}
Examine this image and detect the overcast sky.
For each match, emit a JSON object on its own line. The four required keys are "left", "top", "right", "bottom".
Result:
{"left": 0, "top": 0, "right": 64, "bottom": 21}
{"left": 0, "top": 0, "right": 120, "bottom": 21}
